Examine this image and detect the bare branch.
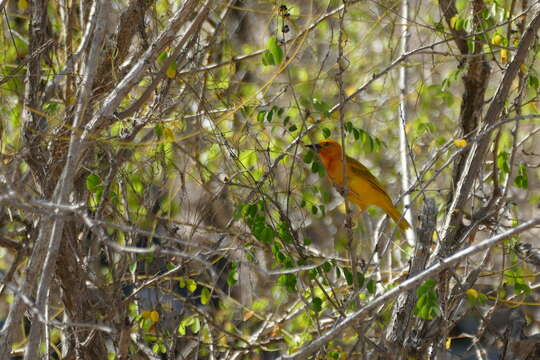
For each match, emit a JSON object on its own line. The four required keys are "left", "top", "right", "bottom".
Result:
{"left": 385, "top": 198, "right": 436, "bottom": 349}
{"left": 23, "top": 1, "right": 111, "bottom": 357}
{"left": 280, "top": 217, "right": 540, "bottom": 360}
{"left": 440, "top": 3, "right": 540, "bottom": 253}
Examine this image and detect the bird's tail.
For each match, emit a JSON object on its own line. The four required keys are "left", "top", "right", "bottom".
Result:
{"left": 382, "top": 203, "right": 411, "bottom": 232}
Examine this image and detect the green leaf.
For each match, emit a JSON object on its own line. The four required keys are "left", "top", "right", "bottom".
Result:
{"left": 283, "top": 116, "right": 291, "bottom": 126}
{"left": 418, "top": 122, "right": 435, "bottom": 134}
{"left": 154, "top": 123, "right": 163, "bottom": 137}
{"left": 262, "top": 50, "right": 274, "bottom": 66}
{"left": 261, "top": 225, "right": 274, "bottom": 243}
{"left": 366, "top": 136, "right": 375, "bottom": 152}
{"left": 416, "top": 292, "right": 428, "bottom": 307}
{"left": 514, "top": 282, "right": 531, "bottom": 296}
{"left": 303, "top": 150, "right": 314, "bottom": 164}
{"left": 343, "top": 268, "right": 353, "bottom": 286}
{"left": 186, "top": 279, "right": 197, "bottom": 293}
{"left": 352, "top": 128, "right": 360, "bottom": 140}
{"left": 227, "top": 263, "right": 238, "bottom": 286}
{"left": 234, "top": 204, "right": 247, "bottom": 220}
{"left": 266, "top": 109, "right": 274, "bottom": 122}
{"left": 366, "top": 279, "right": 376, "bottom": 294}
{"left": 322, "top": 262, "right": 332, "bottom": 273}
{"left": 528, "top": 75, "right": 539, "bottom": 91}
{"left": 86, "top": 174, "right": 101, "bottom": 193}
{"left": 274, "top": 249, "right": 286, "bottom": 264}
{"left": 191, "top": 317, "right": 201, "bottom": 333}
{"left": 504, "top": 266, "right": 531, "bottom": 295}
{"left": 514, "top": 163, "right": 528, "bottom": 189}
{"left": 267, "top": 36, "right": 284, "bottom": 64}
{"left": 312, "top": 297, "right": 323, "bottom": 312}
{"left": 437, "top": 90, "right": 454, "bottom": 106}
{"left": 322, "top": 127, "right": 331, "bottom": 138}
{"left": 44, "top": 102, "right": 59, "bottom": 114}
{"left": 312, "top": 98, "right": 330, "bottom": 115}
{"left": 456, "top": 0, "right": 467, "bottom": 12}
{"left": 166, "top": 60, "right": 177, "bottom": 78}
{"left": 277, "top": 273, "right": 297, "bottom": 292}
{"left": 455, "top": 16, "right": 465, "bottom": 31}
{"left": 277, "top": 221, "right": 293, "bottom": 243}
{"left": 357, "top": 272, "right": 365, "bottom": 288}
{"left": 311, "top": 161, "right": 320, "bottom": 173}
{"left": 434, "top": 22, "right": 444, "bottom": 31}
{"left": 201, "top": 287, "right": 211, "bottom": 305}
{"left": 497, "top": 151, "right": 510, "bottom": 174}
{"left": 157, "top": 51, "right": 168, "bottom": 63}
{"left": 178, "top": 316, "right": 194, "bottom": 335}
{"left": 322, "top": 191, "right": 331, "bottom": 203}
{"left": 414, "top": 279, "right": 440, "bottom": 320}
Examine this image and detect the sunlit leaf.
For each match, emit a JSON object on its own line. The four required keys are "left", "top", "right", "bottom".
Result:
{"left": 500, "top": 49, "right": 508, "bottom": 64}
{"left": 267, "top": 36, "right": 283, "bottom": 65}
{"left": 86, "top": 174, "right": 101, "bottom": 193}
{"left": 453, "top": 138, "right": 467, "bottom": 147}
{"left": 201, "top": 287, "right": 211, "bottom": 305}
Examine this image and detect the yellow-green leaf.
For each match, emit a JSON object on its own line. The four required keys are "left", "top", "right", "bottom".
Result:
{"left": 186, "top": 279, "right": 197, "bottom": 293}
{"left": 454, "top": 139, "right": 467, "bottom": 147}
{"left": 18, "top": 0, "right": 28, "bottom": 10}
{"left": 201, "top": 287, "right": 210, "bottom": 305}
{"left": 491, "top": 34, "right": 503, "bottom": 46}
{"left": 166, "top": 60, "right": 177, "bottom": 78}
{"left": 163, "top": 127, "right": 174, "bottom": 142}
{"left": 500, "top": 49, "right": 508, "bottom": 64}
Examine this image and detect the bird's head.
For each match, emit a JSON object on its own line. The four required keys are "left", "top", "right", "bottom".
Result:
{"left": 307, "top": 140, "right": 342, "bottom": 159}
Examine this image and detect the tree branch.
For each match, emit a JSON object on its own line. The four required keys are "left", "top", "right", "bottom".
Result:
{"left": 439, "top": 3, "right": 540, "bottom": 254}
{"left": 23, "top": 1, "right": 111, "bottom": 358}
{"left": 385, "top": 198, "right": 436, "bottom": 349}
{"left": 438, "top": 0, "right": 469, "bottom": 54}
{"left": 279, "top": 217, "right": 540, "bottom": 360}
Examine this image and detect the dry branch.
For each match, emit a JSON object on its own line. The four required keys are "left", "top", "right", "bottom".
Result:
{"left": 280, "top": 217, "right": 540, "bottom": 360}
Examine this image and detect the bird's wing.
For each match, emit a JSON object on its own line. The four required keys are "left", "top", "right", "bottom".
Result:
{"left": 346, "top": 155, "right": 389, "bottom": 197}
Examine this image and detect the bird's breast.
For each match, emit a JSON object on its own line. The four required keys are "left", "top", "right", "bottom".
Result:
{"left": 324, "top": 158, "right": 345, "bottom": 185}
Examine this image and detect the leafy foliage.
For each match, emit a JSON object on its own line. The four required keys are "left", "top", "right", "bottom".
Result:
{"left": 414, "top": 279, "right": 441, "bottom": 320}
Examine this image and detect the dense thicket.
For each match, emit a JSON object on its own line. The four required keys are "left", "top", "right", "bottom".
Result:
{"left": 0, "top": 1, "right": 539, "bottom": 359}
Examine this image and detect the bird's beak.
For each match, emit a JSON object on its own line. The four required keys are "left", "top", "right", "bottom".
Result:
{"left": 307, "top": 143, "right": 321, "bottom": 151}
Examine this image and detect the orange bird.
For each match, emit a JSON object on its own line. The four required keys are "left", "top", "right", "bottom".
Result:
{"left": 307, "top": 139, "right": 411, "bottom": 231}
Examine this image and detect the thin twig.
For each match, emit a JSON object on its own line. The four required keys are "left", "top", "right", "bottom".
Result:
{"left": 279, "top": 217, "right": 540, "bottom": 360}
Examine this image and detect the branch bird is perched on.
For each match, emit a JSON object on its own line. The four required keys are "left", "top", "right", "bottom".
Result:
{"left": 307, "top": 139, "right": 411, "bottom": 231}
